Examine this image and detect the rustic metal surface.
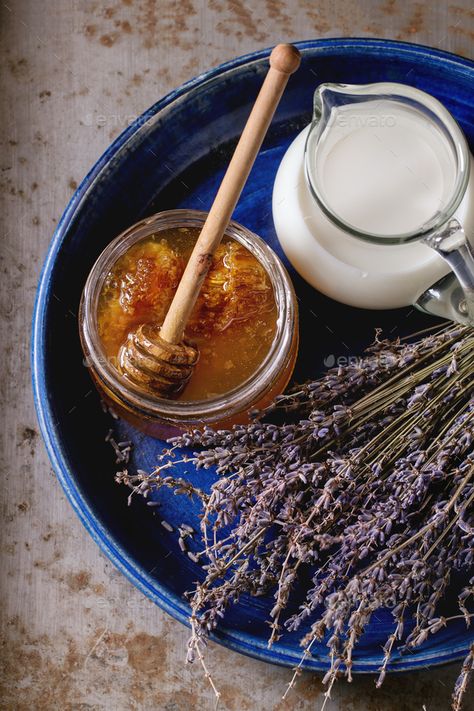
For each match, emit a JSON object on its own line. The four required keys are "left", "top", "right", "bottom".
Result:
{"left": 1, "top": 1, "right": 473, "bottom": 709}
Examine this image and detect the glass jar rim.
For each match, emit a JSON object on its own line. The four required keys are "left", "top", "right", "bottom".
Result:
{"left": 304, "top": 81, "right": 471, "bottom": 245}
{"left": 80, "top": 209, "right": 297, "bottom": 423}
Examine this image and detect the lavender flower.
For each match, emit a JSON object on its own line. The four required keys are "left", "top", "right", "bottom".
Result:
{"left": 115, "top": 323, "right": 474, "bottom": 709}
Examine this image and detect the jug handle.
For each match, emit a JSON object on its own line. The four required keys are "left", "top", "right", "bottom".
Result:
{"left": 422, "top": 219, "right": 474, "bottom": 324}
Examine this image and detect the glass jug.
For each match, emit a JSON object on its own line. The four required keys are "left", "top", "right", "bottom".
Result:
{"left": 304, "top": 82, "right": 474, "bottom": 325}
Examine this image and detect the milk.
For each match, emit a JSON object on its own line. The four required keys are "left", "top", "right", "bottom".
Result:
{"left": 273, "top": 119, "right": 474, "bottom": 310}
{"left": 311, "top": 101, "right": 457, "bottom": 237}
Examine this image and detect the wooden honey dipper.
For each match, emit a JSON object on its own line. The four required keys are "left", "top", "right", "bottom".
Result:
{"left": 119, "top": 44, "right": 301, "bottom": 397}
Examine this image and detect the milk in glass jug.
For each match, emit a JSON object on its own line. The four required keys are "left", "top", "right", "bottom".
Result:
{"left": 273, "top": 82, "right": 474, "bottom": 324}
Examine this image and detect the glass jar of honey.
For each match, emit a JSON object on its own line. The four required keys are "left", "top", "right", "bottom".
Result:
{"left": 79, "top": 209, "right": 298, "bottom": 438}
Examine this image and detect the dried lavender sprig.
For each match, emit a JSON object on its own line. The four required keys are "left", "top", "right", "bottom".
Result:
{"left": 452, "top": 644, "right": 474, "bottom": 711}
{"left": 115, "top": 324, "right": 474, "bottom": 709}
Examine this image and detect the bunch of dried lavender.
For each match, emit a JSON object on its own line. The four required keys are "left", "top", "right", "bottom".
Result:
{"left": 117, "top": 323, "right": 474, "bottom": 710}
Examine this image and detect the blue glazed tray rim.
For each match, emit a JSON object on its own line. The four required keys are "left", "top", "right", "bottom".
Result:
{"left": 32, "top": 38, "right": 474, "bottom": 674}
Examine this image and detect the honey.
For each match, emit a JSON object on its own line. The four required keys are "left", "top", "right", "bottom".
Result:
{"left": 80, "top": 210, "right": 298, "bottom": 437}
{"left": 97, "top": 226, "right": 278, "bottom": 401}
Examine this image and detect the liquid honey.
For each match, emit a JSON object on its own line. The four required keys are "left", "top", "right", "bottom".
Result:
{"left": 97, "top": 227, "right": 278, "bottom": 401}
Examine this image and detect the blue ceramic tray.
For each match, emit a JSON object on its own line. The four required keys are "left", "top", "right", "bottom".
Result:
{"left": 32, "top": 39, "right": 474, "bottom": 674}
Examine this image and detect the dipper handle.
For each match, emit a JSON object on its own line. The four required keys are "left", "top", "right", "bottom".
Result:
{"left": 159, "top": 44, "right": 301, "bottom": 344}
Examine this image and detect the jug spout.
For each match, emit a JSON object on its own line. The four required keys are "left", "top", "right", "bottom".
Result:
{"left": 312, "top": 83, "right": 346, "bottom": 124}
{"left": 312, "top": 82, "right": 402, "bottom": 130}
{"left": 311, "top": 83, "right": 370, "bottom": 136}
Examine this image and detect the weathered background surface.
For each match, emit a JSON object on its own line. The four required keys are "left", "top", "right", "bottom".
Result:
{"left": 1, "top": 1, "right": 473, "bottom": 709}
